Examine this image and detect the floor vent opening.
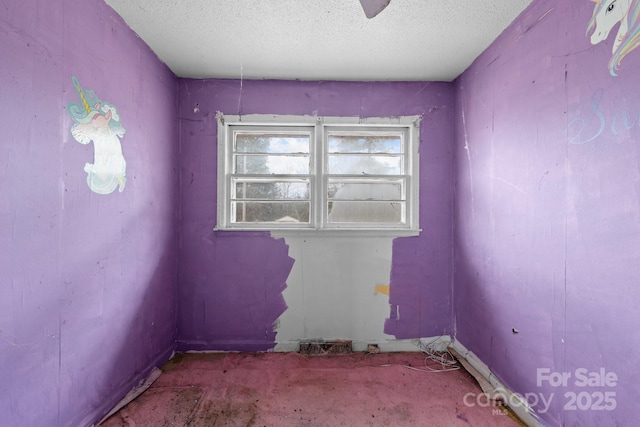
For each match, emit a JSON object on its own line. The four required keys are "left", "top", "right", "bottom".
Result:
{"left": 299, "top": 340, "right": 353, "bottom": 355}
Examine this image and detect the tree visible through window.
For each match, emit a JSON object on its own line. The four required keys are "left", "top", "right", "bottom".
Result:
{"left": 232, "top": 131, "right": 311, "bottom": 223}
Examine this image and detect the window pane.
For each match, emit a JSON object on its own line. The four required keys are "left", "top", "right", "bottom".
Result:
{"left": 232, "top": 201, "right": 310, "bottom": 223}
{"left": 328, "top": 181, "right": 403, "bottom": 201}
{"left": 235, "top": 155, "right": 310, "bottom": 174}
{"left": 327, "top": 154, "right": 402, "bottom": 175}
{"left": 328, "top": 134, "right": 402, "bottom": 153}
{"left": 328, "top": 201, "right": 405, "bottom": 223}
{"left": 235, "top": 133, "right": 310, "bottom": 153}
{"left": 233, "top": 180, "right": 309, "bottom": 200}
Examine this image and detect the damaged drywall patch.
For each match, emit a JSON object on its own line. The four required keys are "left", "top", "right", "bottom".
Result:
{"left": 274, "top": 235, "right": 395, "bottom": 350}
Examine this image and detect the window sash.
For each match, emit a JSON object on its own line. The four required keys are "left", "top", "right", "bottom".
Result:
{"left": 324, "top": 177, "right": 408, "bottom": 227}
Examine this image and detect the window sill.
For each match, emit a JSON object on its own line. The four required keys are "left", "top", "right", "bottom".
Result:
{"left": 213, "top": 227, "right": 421, "bottom": 238}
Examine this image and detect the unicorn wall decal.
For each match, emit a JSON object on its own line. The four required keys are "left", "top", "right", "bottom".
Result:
{"left": 67, "top": 77, "right": 127, "bottom": 194}
{"left": 587, "top": 0, "right": 640, "bottom": 76}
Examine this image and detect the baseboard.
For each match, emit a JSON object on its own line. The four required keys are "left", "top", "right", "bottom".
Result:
{"left": 274, "top": 336, "right": 451, "bottom": 353}
{"left": 86, "top": 343, "right": 175, "bottom": 427}
{"left": 449, "top": 339, "right": 544, "bottom": 427}
{"left": 176, "top": 339, "right": 276, "bottom": 352}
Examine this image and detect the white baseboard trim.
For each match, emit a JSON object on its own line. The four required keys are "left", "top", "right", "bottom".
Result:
{"left": 449, "top": 339, "right": 544, "bottom": 427}
{"left": 273, "top": 336, "right": 451, "bottom": 353}
{"left": 96, "top": 367, "right": 162, "bottom": 425}
{"left": 89, "top": 343, "right": 175, "bottom": 427}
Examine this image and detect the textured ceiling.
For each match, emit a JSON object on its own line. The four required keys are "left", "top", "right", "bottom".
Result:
{"left": 104, "top": 0, "right": 532, "bottom": 82}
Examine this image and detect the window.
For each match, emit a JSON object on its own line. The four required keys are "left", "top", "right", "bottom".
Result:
{"left": 216, "top": 113, "right": 421, "bottom": 235}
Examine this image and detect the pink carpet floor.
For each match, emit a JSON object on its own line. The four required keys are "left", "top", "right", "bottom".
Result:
{"left": 100, "top": 352, "right": 523, "bottom": 426}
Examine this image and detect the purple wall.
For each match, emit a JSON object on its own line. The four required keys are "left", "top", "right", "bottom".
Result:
{"left": 14, "top": 0, "right": 635, "bottom": 425}
{"left": 0, "top": 1, "right": 178, "bottom": 426}
{"left": 177, "top": 79, "right": 455, "bottom": 350}
{"left": 455, "top": 1, "right": 640, "bottom": 425}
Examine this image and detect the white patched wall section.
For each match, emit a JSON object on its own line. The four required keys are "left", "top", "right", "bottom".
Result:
{"left": 274, "top": 236, "right": 396, "bottom": 351}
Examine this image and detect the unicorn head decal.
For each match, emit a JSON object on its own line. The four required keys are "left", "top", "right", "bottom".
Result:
{"left": 587, "top": 0, "right": 640, "bottom": 76}
{"left": 67, "top": 77, "right": 127, "bottom": 194}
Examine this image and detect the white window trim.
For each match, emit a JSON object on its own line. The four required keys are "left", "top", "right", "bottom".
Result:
{"left": 215, "top": 112, "right": 422, "bottom": 237}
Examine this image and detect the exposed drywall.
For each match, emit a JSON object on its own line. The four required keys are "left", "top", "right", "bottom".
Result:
{"left": 274, "top": 236, "right": 396, "bottom": 349}
{"left": 177, "top": 79, "right": 455, "bottom": 351}
{"left": 454, "top": 1, "right": 640, "bottom": 425}
{"left": 0, "top": 1, "right": 178, "bottom": 425}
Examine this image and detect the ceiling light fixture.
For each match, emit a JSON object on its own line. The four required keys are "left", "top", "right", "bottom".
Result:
{"left": 358, "top": 0, "right": 391, "bottom": 19}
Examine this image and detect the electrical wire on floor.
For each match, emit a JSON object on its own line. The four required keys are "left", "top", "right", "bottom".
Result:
{"left": 375, "top": 338, "right": 460, "bottom": 373}
{"left": 415, "top": 337, "right": 460, "bottom": 373}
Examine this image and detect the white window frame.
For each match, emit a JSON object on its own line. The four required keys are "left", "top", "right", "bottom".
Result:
{"left": 216, "top": 112, "right": 421, "bottom": 236}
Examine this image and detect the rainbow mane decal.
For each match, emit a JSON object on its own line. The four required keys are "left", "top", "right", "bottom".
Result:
{"left": 67, "top": 76, "right": 127, "bottom": 194}
{"left": 587, "top": 0, "right": 640, "bottom": 76}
